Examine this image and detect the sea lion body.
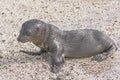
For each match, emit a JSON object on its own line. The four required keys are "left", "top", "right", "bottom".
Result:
{"left": 60, "top": 29, "right": 113, "bottom": 58}
{"left": 17, "top": 19, "right": 117, "bottom": 73}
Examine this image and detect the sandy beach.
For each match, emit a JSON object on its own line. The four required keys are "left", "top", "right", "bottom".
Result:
{"left": 0, "top": 0, "right": 120, "bottom": 80}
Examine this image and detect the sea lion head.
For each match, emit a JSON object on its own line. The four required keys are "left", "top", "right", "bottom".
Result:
{"left": 17, "top": 19, "right": 47, "bottom": 43}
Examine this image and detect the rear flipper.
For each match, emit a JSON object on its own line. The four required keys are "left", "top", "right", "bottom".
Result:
{"left": 91, "top": 44, "right": 117, "bottom": 62}
{"left": 20, "top": 48, "right": 47, "bottom": 56}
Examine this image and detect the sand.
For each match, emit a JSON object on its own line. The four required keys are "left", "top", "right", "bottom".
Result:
{"left": 0, "top": 0, "right": 120, "bottom": 80}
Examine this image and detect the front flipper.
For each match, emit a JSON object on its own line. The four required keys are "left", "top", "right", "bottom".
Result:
{"left": 49, "top": 39, "right": 65, "bottom": 73}
{"left": 51, "top": 54, "right": 65, "bottom": 73}
{"left": 20, "top": 48, "right": 47, "bottom": 56}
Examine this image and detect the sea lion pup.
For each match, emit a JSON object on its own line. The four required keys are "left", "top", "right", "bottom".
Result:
{"left": 17, "top": 19, "right": 117, "bottom": 73}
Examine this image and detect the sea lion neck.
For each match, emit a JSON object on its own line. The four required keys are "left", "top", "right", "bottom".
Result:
{"left": 49, "top": 24, "right": 64, "bottom": 40}
{"left": 32, "top": 23, "right": 63, "bottom": 48}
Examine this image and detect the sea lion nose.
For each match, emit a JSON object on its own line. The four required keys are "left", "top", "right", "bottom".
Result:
{"left": 17, "top": 35, "right": 22, "bottom": 42}
{"left": 17, "top": 35, "right": 27, "bottom": 43}
{"left": 17, "top": 37, "right": 21, "bottom": 42}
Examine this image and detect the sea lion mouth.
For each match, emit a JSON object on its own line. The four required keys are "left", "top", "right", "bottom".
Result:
{"left": 17, "top": 37, "right": 29, "bottom": 43}
{"left": 17, "top": 39, "right": 27, "bottom": 43}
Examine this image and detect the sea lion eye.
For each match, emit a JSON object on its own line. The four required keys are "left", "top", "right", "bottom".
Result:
{"left": 26, "top": 31, "right": 31, "bottom": 36}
